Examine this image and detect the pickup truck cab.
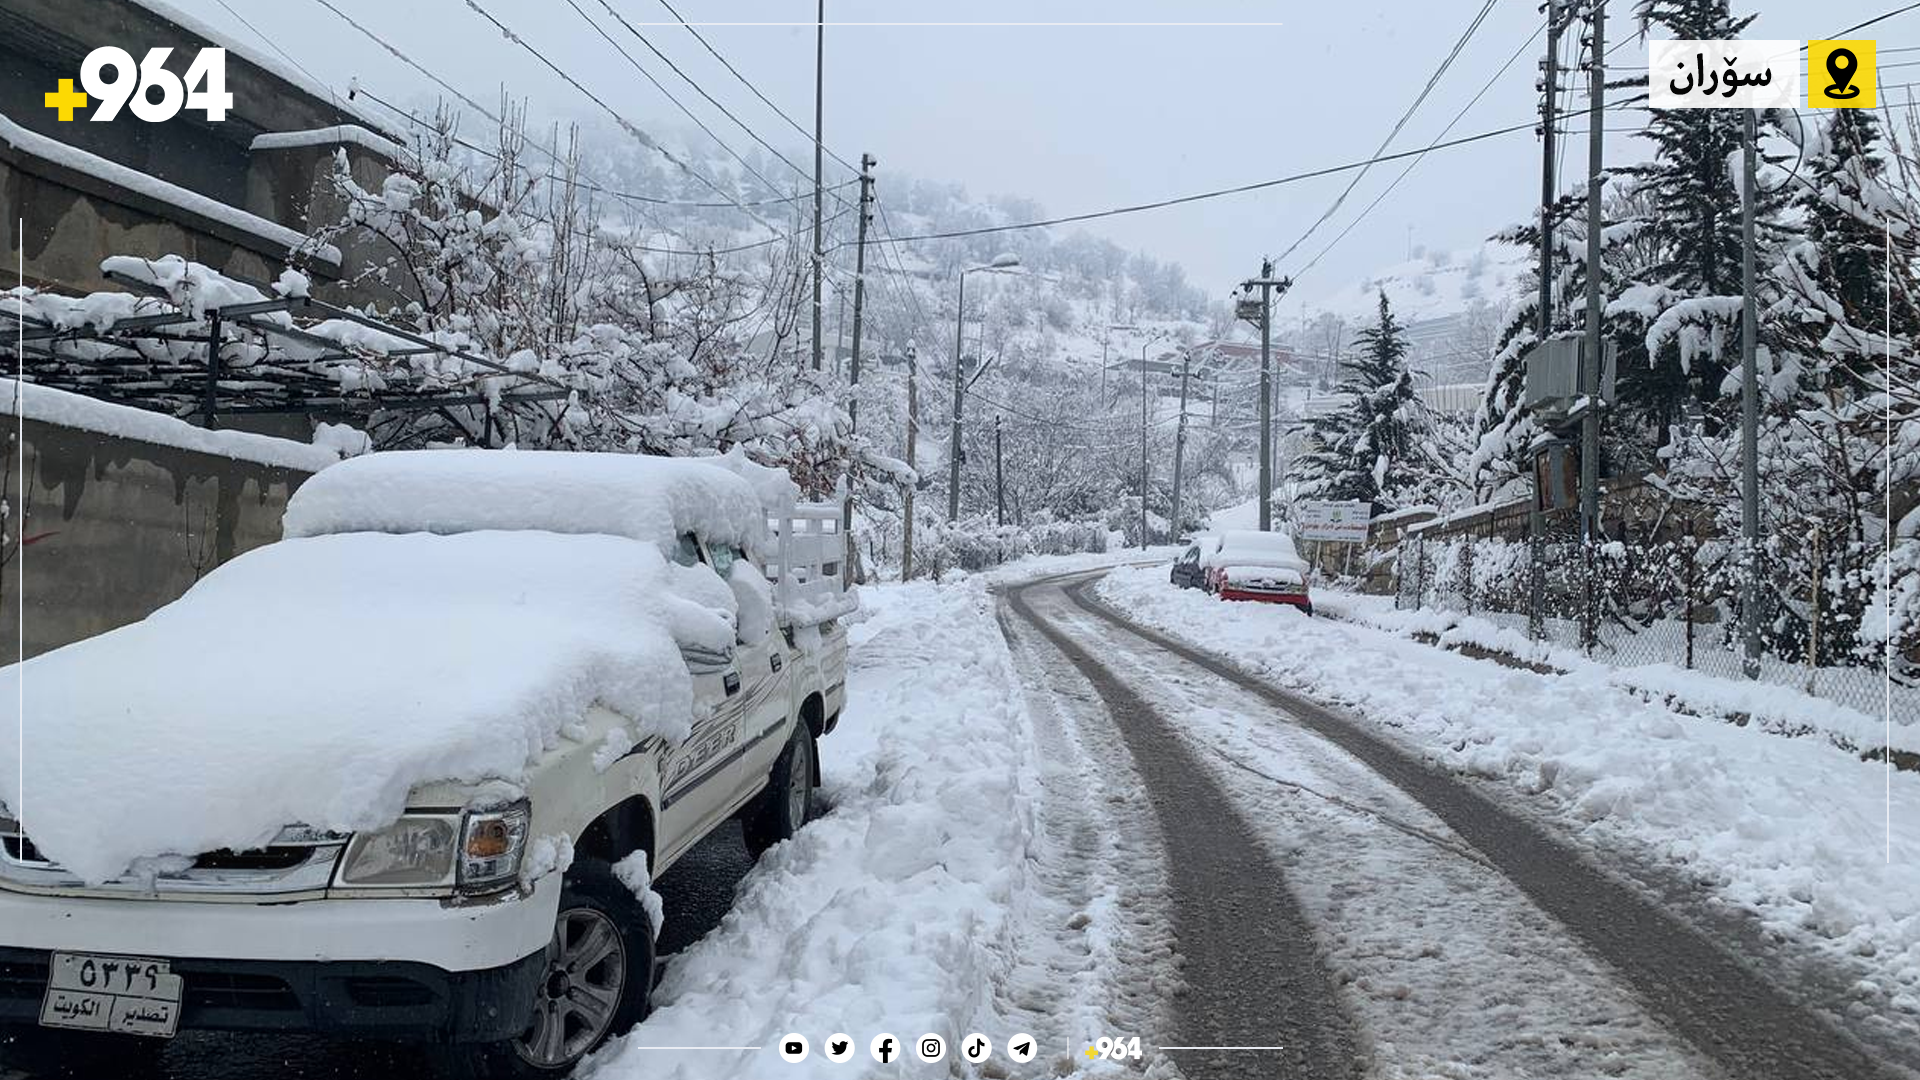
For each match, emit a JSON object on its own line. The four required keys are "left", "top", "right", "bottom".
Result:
{"left": 0, "top": 448, "right": 852, "bottom": 1078}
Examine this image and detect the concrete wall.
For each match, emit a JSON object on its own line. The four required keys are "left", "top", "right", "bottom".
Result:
{"left": 0, "top": 416, "right": 314, "bottom": 660}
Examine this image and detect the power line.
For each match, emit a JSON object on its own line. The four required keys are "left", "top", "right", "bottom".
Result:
{"left": 583, "top": 0, "right": 816, "bottom": 183}
{"left": 454, "top": 0, "right": 767, "bottom": 222}
{"left": 1269, "top": 0, "right": 1501, "bottom": 270}
{"left": 558, "top": 0, "right": 789, "bottom": 199}
{"left": 649, "top": 0, "right": 865, "bottom": 178}
{"left": 836, "top": 115, "right": 1606, "bottom": 251}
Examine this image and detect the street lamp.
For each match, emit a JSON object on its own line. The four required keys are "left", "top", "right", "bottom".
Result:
{"left": 948, "top": 253, "right": 1021, "bottom": 521}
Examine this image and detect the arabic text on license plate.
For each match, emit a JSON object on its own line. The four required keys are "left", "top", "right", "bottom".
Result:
{"left": 39, "top": 952, "right": 183, "bottom": 1038}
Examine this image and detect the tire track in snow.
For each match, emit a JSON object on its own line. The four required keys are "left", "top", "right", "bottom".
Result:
{"left": 1003, "top": 576, "right": 1363, "bottom": 1080}
{"left": 990, "top": 603, "right": 1182, "bottom": 1075}
{"left": 1047, "top": 589, "right": 1723, "bottom": 1079}
{"left": 1063, "top": 573, "right": 1909, "bottom": 1080}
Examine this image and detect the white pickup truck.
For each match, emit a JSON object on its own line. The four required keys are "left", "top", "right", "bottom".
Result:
{"left": 0, "top": 449, "right": 852, "bottom": 1078}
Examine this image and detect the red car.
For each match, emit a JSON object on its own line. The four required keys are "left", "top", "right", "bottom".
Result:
{"left": 1203, "top": 529, "right": 1313, "bottom": 614}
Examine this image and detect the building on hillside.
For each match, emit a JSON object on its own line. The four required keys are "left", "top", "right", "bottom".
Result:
{"left": 1, "top": 0, "right": 407, "bottom": 300}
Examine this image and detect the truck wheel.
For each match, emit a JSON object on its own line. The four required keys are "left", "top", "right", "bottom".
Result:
{"left": 0, "top": 1026, "right": 165, "bottom": 1077}
{"left": 742, "top": 724, "right": 814, "bottom": 858}
{"left": 437, "top": 858, "right": 654, "bottom": 1079}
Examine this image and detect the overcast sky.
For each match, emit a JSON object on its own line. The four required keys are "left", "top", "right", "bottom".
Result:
{"left": 174, "top": 0, "right": 1905, "bottom": 310}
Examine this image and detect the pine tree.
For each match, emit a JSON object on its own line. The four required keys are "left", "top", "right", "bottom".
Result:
{"left": 1289, "top": 291, "right": 1431, "bottom": 512}
{"left": 1620, "top": 0, "right": 1790, "bottom": 439}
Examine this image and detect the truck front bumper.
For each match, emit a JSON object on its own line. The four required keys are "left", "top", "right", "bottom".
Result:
{"left": 0, "top": 876, "right": 560, "bottom": 1043}
{"left": 0, "top": 946, "right": 544, "bottom": 1043}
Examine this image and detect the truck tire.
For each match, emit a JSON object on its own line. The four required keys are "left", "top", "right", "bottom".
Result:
{"left": 437, "top": 858, "right": 654, "bottom": 1080}
{"left": 0, "top": 1026, "right": 165, "bottom": 1077}
{"left": 742, "top": 724, "right": 814, "bottom": 858}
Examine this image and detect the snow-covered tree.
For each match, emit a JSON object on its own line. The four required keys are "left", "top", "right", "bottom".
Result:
{"left": 1289, "top": 291, "right": 1436, "bottom": 512}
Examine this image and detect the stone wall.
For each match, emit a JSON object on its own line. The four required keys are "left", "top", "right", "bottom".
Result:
{"left": 0, "top": 416, "right": 316, "bottom": 660}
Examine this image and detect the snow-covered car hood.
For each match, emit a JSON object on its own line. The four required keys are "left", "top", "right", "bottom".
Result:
{"left": 0, "top": 530, "right": 740, "bottom": 884}
{"left": 1221, "top": 563, "right": 1307, "bottom": 587}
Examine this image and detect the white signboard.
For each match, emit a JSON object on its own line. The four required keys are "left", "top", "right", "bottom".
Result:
{"left": 1649, "top": 40, "right": 1800, "bottom": 109}
{"left": 1295, "top": 500, "right": 1371, "bottom": 543}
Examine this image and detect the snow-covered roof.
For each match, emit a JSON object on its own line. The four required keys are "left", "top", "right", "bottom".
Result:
{"left": 0, "top": 528, "right": 740, "bottom": 882}
{"left": 283, "top": 447, "right": 793, "bottom": 558}
{"left": 250, "top": 125, "right": 407, "bottom": 161}
{"left": 0, "top": 114, "right": 341, "bottom": 267}
{"left": 0, "top": 379, "right": 341, "bottom": 473}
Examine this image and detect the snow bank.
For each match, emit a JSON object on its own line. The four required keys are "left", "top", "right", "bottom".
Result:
{"left": 283, "top": 448, "right": 775, "bottom": 558}
{"left": 1096, "top": 567, "right": 1920, "bottom": 1011}
{"left": 0, "top": 378, "right": 341, "bottom": 473}
{"left": 589, "top": 578, "right": 1044, "bottom": 1077}
{"left": 0, "top": 531, "right": 738, "bottom": 883}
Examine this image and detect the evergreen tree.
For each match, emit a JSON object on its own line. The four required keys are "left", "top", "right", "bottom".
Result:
{"left": 1620, "top": 0, "right": 1790, "bottom": 439}
{"left": 1289, "top": 291, "right": 1432, "bottom": 512}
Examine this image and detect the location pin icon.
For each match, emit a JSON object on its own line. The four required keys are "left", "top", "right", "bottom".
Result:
{"left": 1825, "top": 48, "right": 1861, "bottom": 99}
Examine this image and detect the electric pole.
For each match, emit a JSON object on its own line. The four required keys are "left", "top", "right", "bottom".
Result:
{"left": 1579, "top": 0, "right": 1604, "bottom": 546}
{"left": 842, "top": 152, "right": 874, "bottom": 586}
{"left": 994, "top": 415, "right": 1005, "bottom": 527}
{"left": 1740, "top": 107, "right": 1761, "bottom": 677}
{"left": 902, "top": 343, "right": 918, "bottom": 581}
{"left": 1529, "top": 0, "right": 1564, "bottom": 643}
{"left": 1171, "top": 350, "right": 1191, "bottom": 542}
{"left": 1240, "top": 260, "right": 1290, "bottom": 532}
{"left": 1140, "top": 339, "right": 1151, "bottom": 549}
{"left": 810, "top": 0, "right": 824, "bottom": 372}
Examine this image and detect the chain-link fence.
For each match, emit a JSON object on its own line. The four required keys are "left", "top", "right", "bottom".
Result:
{"left": 1395, "top": 522, "right": 1907, "bottom": 722}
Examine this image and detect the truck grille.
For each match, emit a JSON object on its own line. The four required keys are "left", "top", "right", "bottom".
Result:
{"left": 184, "top": 972, "right": 300, "bottom": 1012}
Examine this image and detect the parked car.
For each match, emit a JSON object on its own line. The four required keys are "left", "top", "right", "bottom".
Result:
{"left": 1203, "top": 529, "right": 1313, "bottom": 613}
{"left": 1169, "top": 535, "right": 1218, "bottom": 589}
{"left": 0, "top": 449, "right": 853, "bottom": 1079}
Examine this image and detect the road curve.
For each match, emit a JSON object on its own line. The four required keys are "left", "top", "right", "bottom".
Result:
{"left": 1053, "top": 570, "right": 1909, "bottom": 1080}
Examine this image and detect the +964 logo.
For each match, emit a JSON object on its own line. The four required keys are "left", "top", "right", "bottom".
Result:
{"left": 45, "top": 47, "right": 232, "bottom": 123}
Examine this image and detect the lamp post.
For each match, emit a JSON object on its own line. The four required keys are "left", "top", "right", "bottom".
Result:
{"left": 948, "top": 253, "right": 1021, "bottom": 521}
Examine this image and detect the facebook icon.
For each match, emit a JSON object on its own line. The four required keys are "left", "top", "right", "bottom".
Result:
{"left": 870, "top": 1033, "right": 897, "bottom": 1063}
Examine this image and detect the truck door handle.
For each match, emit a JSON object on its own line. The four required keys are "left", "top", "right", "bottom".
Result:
{"left": 770, "top": 653, "right": 783, "bottom": 672}
{"left": 723, "top": 671, "right": 741, "bottom": 696}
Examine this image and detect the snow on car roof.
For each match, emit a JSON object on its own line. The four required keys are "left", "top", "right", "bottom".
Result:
{"left": 0, "top": 529, "right": 740, "bottom": 884}
{"left": 1205, "top": 530, "right": 1305, "bottom": 567}
{"left": 284, "top": 447, "right": 795, "bottom": 557}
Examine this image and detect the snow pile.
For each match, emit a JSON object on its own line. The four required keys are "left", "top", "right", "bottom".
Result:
{"left": 251, "top": 125, "right": 407, "bottom": 161}
{"left": 283, "top": 448, "right": 776, "bottom": 558}
{"left": 0, "top": 530, "right": 738, "bottom": 883}
{"left": 590, "top": 578, "right": 1045, "bottom": 1078}
{"left": 612, "top": 851, "right": 666, "bottom": 939}
{"left": 0, "top": 378, "right": 342, "bottom": 473}
{"left": 1096, "top": 567, "right": 1920, "bottom": 1011}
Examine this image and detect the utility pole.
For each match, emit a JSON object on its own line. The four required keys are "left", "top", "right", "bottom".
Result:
{"left": 810, "top": 0, "right": 824, "bottom": 372}
{"left": 994, "top": 416, "right": 1005, "bottom": 527}
{"left": 1579, "top": 0, "right": 1604, "bottom": 545}
{"left": 1538, "top": 0, "right": 1562, "bottom": 344}
{"left": 1171, "top": 350, "right": 1191, "bottom": 542}
{"left": 1740, "top": 107, "right": 1761, "bottom": 678}
{"left": 948, "top": 273, "right": 969, "bottom": 522}
{"left": 842, "top": 152, "right": 874, "bottom": 586}
{"left": 1240, "top": 260, "right": 1290, "bottom": 532}
{"left": 902, "top": 344, "right": 918, "bottom": 581}
{"left": 1140, "top": 339, "right": 1151, "bottom": 549}
{"left": 1529, "top": 0, "right": 1564, "bottom": 642}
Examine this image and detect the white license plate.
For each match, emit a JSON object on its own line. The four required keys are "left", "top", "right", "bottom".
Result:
{"left": 39, "top": 952, "right": 183, "bottom": 1038}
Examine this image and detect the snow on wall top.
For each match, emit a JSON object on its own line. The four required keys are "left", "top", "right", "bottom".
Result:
{"left": 0, "top": 529, "right": 739, "bottom": 883}
{"left": 0, "top": 379, "right": 342, "bottom": 473}
{"left": 250, "top": 125, "right": 407, "bottom": 161}
{"left": 0, "top": 114, "right": 341, "bottom": 267}
{"left": 283, "top": 448, "right": 785, "bottom": 558}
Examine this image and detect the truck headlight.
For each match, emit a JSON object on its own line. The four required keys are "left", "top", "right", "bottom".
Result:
{"left": 458, "top": 802, "right": 530, "bottom": 893}
{"left": 338, "top": 816, "right": 458, "bottom": 887}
